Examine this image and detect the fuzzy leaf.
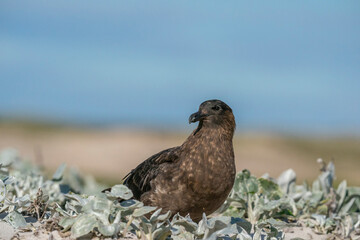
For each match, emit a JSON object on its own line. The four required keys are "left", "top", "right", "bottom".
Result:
{"left": 210, "top": 223, "right": 240, "bottom": 239}
{"left": 71, "top": 214, "right": 97, "bottom": 238}
{"left": 149, "top": 208, "right": 162, "bottom": 222}
{"left": 4, "top": 211, "right": 27, "bottom": 228}
{"left": 59, "top": 217, "right": 76, "bottom": 231}
{"left": 336, "top": 180, "right": 347, "bottom": 212}
{"left": 156, "top": 210, "right": 172, "bottom": 222}
{"left": 152, "top": 223, "right": 172, "bottom": 240}
{"left": 82, "top": 196, "right": 112, "bottom": 214}
{"left": 3, "top": 176, "right": 15, "bottom": 185}
{"left": 231, "top": 217, "right": 252, "bottom": 234}
{"left": 171, "top": 214, "right": 198, "bottom": 233}
{"left": 259, "top": 178, "right": 282, "bottom": 199}
{"left": 261, "top": 199, "right": 282, "bottom": 211}
{"left": 14, "top": 195, "right": 31, "bottom": 209}
{"left": 108, "top": 184, "right": 133, "bottom": 200}
{"left": 52, "top": 163, "right": 66, "bottom": 181}
{"left": 339, "top": 197, "right": 356, "bottom": 216}
{"left": 97, "top": 222, "right": 119, "bottom": 237}
{"left": 309, "top": 191, "right": 323, "bottom": 207}
{"left": 277, "top": 169, "right": 296, "bottom": 194}
{"left": 120, "top": 199, "right": 143, "bottom": 209}
{"left": 237, "top": 230, "right": 253, "bottom": 240}
{"left": 0, "top": 179, "right": 5, "bottom": 202}
{"left": 82, "top": 196, "right": 112, "bottom": 224}
{"left": 65, "top": 193, "right": 88, "bottom": 205}
{"left": 133, "top": 206, "right": 157, "bottom": 217}
{"left": 318, "top": 172, "right": 332, "bottom": 194}
{"left": 234, "top": 169, "right": 259, "bottom": 195}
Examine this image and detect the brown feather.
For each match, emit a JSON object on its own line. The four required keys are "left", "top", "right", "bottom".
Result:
{"left": 122, "top": 99, "right": 236, "bottom": 222}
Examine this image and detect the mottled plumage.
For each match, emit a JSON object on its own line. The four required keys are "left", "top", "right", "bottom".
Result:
{"left": 123, "top": 99, "right": 236, "bottom": 221}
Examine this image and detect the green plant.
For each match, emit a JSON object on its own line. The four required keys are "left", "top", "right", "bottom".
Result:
{"left": 1, "top": 148, "right": 359, "bottom": 239}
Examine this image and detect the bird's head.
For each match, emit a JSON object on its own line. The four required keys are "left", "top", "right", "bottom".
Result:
{"left": 189, "top": 100, "right": 235, "bottom": 130}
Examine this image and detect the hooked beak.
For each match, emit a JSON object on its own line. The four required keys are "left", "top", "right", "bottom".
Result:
{"left": 189, "top": 112, "right": 203, "bottom": 124}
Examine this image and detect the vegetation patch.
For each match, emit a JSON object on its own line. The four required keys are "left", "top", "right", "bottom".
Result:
{"left": 1, "top": 148, "right": 359, "bottom": 239}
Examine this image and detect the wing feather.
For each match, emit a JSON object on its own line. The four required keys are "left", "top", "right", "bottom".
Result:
{"left": 123, "top": 146, "right": 180, "bottom": 199}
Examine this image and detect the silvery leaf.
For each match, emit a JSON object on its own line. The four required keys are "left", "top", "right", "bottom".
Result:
{"left": 261, "top": 199, "right": 282, "bottom": 211}
{"left": 4, "top": 211, "right": 27, "bottom": 228}
{"left": 259, "top": 178, "right": 282, "bottom": 199}
{"left": 149, "top": 208, "right": 162, "bottom": 222}
{"left": 107, "top": 185, "right": 133, "bottom": 200}
{"left": 348, "top": 186, "right": 360, "bottom": 195}
{"left": 292, "top": 184, "right": 307, "bottom": 201}
{"left": 52, "top": 163, "right": 66, "bottom": 181}
{"left": 71, "top": 214, "right": 97, "bottom": 238}
{"left": 312, "top": 179, "right": 321, "bottom": 192}
{"left": 326, "top": 162, "right": 335, "bottom": 179}
{"left": 113, "top": 210, "right": 122, "bottom": 224}
{"left": 344, "top": 215, "right": 353, "bottom": 237}
{"left": 354, "top": 215, "right": 360, "bottom": 229}
{"left": 233, "top": 170, "right": 258, "bottom": 195}
{"left": 311, "top": 214, "right": 326, "bottom": 226}
{"left": 156, "top": 210, "right": 172, "bottom": 222}
{"left": 336, "top": 180, "right": 347, "bottom": 212}
{"left": 231, "top": 218, "right": 252, "bottom": 234}
{"left": 246, "top": 178, "right": 259, "bottom": 194}
{"left": 14, "top": 195, "right": 31, "bottom": 208}
{"left": 309, "top": 191, "right": 323, "bottom": 207}
{"left": 119, "top": 199, "right": 143, "bottom": 209}
{"left": 201, "top": 215, "right": 231, "bottom": 239}
{"left": 4, "top": 176, "right": 15, "bottom": 185}
{"left": 171, "top": 213, "right": 198, "bottom": 233}
{"left": 252, "top": 229, "right": 262, "bottom": 240}
{"left": 0, "top": 179, "right": 5, "bottom": 202}
{"left": 97, "top": 221, "right": 118, "bottom": 237}
{"left": 65, "top": 201, "right": 81, "bottom": 214}
{"left": 152, "top": 223, "right": 171, "bottom": 240}
{"left": 318, "top": 172, "right": 332, "bottom": 194}
{"left": 149, "top": 208, "right": 171, "bottom": 222}
{"left": 139, "top": 218, "right": 153, "bottom": 235}
{"left": 259, "top": 218, "right": 288, "bottom": 228}
{"left": 277, "top": 169, "right": 296, "bottom": 194}
{"left": 65, "top": 193, "right": 88, "bottom": 205}
{"left": 133, "top": 206, "right": 157, "bottom": 217}
{"left": 59, "top": 217, "right": 76, "bottom": 231}
{"left": 213, "top": 223, "right": 239, "bottom": 238}
{"left": 82, "top": 196, "right": 112, "bottom": 224}
{"left": 348, "top": 187, "right": 360, "bottom": 211}
{"left": 82, "top": 196, "right": 111, "bottom": 213}
{"left": 237, "top": 230, "right": 252, "bottom": 240}
{"left": 287, "top": 197, "right": 298, "bottom": 216}
{"left": 339, "top": 197, "right": 356, "bottom": 216}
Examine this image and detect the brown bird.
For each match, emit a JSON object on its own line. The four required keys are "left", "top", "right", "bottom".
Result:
{"left": 123, "top": 99, "right": 236, "bottom": 221}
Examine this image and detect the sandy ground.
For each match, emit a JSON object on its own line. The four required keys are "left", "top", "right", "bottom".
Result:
{"left": 0, "top": 126, "right": 359, "bottom": 185}
{"left": 0, "top": 221, "right": 341, "bottom": 240}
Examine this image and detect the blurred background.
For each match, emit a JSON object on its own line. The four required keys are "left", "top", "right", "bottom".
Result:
{"left": 1, "top": 1, "right": 359, "bottom": 185}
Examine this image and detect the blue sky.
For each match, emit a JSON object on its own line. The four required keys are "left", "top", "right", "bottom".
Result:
{"left": 0, "top": 1, "right": 359, "bottom": 134}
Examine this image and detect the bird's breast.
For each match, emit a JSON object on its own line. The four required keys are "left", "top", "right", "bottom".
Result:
{"left": 180, "top": 144, "right": 236, "bottom": 196}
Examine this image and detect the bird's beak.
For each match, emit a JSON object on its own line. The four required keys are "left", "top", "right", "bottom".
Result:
{"left": 189, "top": 112, "right": 201, "bottom": 124}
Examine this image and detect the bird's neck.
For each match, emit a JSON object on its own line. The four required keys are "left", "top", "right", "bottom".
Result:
{"left": 196, "top": 116, "right": 235, "bottom": 138}
{"left": 187, "top": 121, "right": 235, "bottom": 145}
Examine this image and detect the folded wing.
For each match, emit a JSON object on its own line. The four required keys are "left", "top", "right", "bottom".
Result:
{"left": 123, "top": 146, "right": 180, "bottom": 199}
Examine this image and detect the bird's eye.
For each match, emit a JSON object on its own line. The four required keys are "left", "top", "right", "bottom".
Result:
{"left": 212, "top": 105, "right": 221, "bottom": 111}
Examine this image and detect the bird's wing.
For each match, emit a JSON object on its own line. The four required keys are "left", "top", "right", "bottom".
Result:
{"left": 123, "top": 146, "right": 181, "bottom": 199}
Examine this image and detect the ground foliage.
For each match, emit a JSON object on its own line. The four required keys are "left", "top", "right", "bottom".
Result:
{"left": 0, "top": 148, "right": 359, "bottom": 239}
